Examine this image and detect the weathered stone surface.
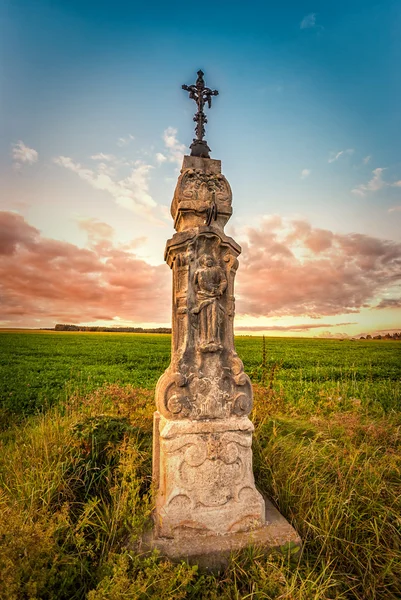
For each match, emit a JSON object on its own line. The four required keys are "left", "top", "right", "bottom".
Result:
{"left": 141, "top": 496, "right": 302, "bottom": 572}
{"left": 171, "top": 160, "right": 232, "bottom": 232}
{"left": 149, "top": 154, "right": 300, "bottom": 564}
{"left": 153, "top": 416, "right": 265, "bottom": 538}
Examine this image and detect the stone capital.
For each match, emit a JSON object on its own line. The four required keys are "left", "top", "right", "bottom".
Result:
{"left": 171, "top": 156, "right": 232, "bottom": 232}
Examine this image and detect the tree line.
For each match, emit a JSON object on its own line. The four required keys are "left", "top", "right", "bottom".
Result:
{"left": 359, "top": 333, "right": 401, "bottom": 340}
{"left": 54, "top": 324, "right": 172, "bottom": 333}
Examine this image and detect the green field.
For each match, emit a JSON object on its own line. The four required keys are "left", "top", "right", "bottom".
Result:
{"left": 1, "top": 331, "right": 400, "bottom": 420}
{"left": 0, "top": 331, "right": 400, "bottom": 599}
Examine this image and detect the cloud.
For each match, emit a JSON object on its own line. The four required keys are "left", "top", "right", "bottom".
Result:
{"left": 235, "top": 322, "right": 356, "bottom": 332}
{"left": 78, "top": 218, "right": 114, "bottom": 246}
{"left": 353, "top": 168, "right": 401, "bottom": 196}
{"left": 156, "top": 152, "right": 167, "bottom": 164}
{"left": 0, "top": 211, "right": 170, "bottom": 327}
{"left": 328, "top": 149, "right": 354, "bottom": 163}
{"left": 352, "top": 167, "right": 386, "bottom": 196}
{"left": 374, "top": 297, "right": 401, "bottom": 309}
{"left": 117, "top": 134, "right": 135, "bottom": 147}
{"left": 300, "top": 13, "right": 317, "bottom": 29}
{"left": 161, "top": 127, "right": 186, "bottom": 166}
{"left": 53, "top": 155, "right": 159, "bottom": 220}
{"left": 0, "top": 211, "right": 38, "bottom": 255}
{"left": 300, "top": 169, "right": 311, "bottom": 179}
{"left": 236, "top": 216, "right": 401, "bottom": 318}
{"left": 11, "top": 141, "right": 38, "bottom": 169}
{"left": 363, "top": 155, "right": 371, "bottom": 164}
{"left": 317, "top": 331, "right": 350, "bottom": 339}
{"left": 388, "top": 206, "right": 401, "bottom": 213}
{"left": 3, "top": 211, "right": 400, "bottom": 328}
{"left": 90, "top": 153, "right": 117, "bottom": 162}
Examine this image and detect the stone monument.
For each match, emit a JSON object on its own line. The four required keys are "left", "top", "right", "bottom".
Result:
{"left": 144, "top": 70, "right": 301, "bottom": 569}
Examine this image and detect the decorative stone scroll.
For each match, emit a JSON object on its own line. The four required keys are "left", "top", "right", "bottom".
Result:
{"left": 153, "top": 155, "right": 265, "bottom": 538}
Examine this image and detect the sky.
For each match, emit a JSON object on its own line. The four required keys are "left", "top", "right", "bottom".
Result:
{"left": 1, "top": 0, "right": 401, "bottom": 337}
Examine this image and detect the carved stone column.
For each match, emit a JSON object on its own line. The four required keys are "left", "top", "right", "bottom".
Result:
{"left": 153, "top": 154, "right": 264, "bottom": 537}
{"left": 146, "top": 155, "right": 301, "bottom": 568}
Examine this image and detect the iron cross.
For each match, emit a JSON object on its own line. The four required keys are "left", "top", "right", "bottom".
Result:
{"left": 182, "top": 70, "right": 219, "bottom": 158}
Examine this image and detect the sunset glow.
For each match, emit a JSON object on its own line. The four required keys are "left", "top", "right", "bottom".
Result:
{"left": 1, "top": 0, "right": 400, "bottom": 337}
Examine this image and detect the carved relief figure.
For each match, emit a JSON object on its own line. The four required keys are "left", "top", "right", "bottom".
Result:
{"left": 171, "top": 167, "right": 233, "bottom": 231}
{"left": 192, "top": 255, "right": 227, "bottom": 352}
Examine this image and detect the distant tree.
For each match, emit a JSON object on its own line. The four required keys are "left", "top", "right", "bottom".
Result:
{"left": 54, "top": 324, "right": 171, "bottom": 334}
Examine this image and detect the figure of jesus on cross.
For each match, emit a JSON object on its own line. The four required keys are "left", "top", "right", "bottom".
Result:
{"left": 182, "top": 70, "right": 219, "bottom": 158}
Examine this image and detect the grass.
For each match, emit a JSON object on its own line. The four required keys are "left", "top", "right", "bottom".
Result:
{"left": 0, "top": 332, "right": 171, "bottom": 422}
{"left": 1, "top": 331, "right": 399, "bottom": 420}
{"left": 0, "top": 332, "right": 400, "bottom": 598}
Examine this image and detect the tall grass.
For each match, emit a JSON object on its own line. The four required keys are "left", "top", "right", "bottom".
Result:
{"left": 0, "top": 386, "right": 153, "bottom": 599}
{"left": 0, "top": 374, "right": 400, "bottom": 599}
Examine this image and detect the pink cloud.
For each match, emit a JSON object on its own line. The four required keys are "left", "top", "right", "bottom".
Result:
{"left": 0, "top": 212, "right": 38, "bottom": 255}
{"left": 0, "top": 212, "right": 170, "bottom": 326}
{"left": 374, "top": 298, "right": 401, "bottom": 310}
{"left": 237, "top": 217, "right": 401, "bottom": 318}
{"left": 1, "top": 212, "right": 401, "bottom": 328}
{"left": 78, "top": 218, "right": 114, "bottom": 243}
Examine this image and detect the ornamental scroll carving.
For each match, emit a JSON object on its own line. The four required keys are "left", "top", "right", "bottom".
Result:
{"left": 155, "top": 418, "right": 265, "bottom": 537}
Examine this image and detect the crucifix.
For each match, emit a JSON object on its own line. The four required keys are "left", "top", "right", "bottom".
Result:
{"left": 144, "top": 68, "right": 301, "bottom": 568}
{"left": 182, "top": 70, "right": 219, "bottom": 158}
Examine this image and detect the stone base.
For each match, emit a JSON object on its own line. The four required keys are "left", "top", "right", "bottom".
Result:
{"left": 139, "top": 496, "right": 301, "bottom": 572}
{"left": 153, "top": 415, "right": 266, "bottom": 538}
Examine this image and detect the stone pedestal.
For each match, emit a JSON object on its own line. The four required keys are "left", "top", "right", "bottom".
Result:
{"left": 147, "top": 155, "right": 300, "bottom": 567}
{"left": 153, "top": 416, "right": 264, "bottom": 538}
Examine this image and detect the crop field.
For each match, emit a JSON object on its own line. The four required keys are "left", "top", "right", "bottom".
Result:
{"left": 1, "top": 331, "right": 400, "bottom": 421}
{"left": 0, "top": 331, "right": 400, "bottom": 599}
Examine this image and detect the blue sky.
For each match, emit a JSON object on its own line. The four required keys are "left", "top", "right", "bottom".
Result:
{"left": 1, "top": 0, "right": 401, "bottom": 335}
